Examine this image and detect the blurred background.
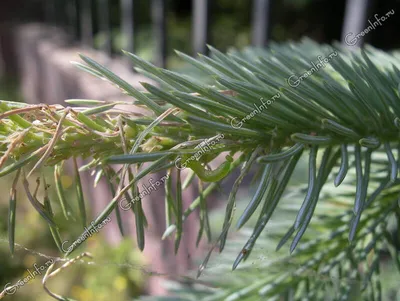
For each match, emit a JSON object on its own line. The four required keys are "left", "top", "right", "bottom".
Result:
{"left": 0, "top": 0, "right": 400, "bottom": 300}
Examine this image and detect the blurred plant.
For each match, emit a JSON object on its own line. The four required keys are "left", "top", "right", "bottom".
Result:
{"left": 0, "top": 169, "right": 145, "bottom": 301}
{"left": 0, "top": 38, "right": 399, "bottom": 299}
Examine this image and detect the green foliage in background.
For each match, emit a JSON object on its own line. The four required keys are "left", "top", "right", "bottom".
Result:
{"left": 0, "top": 38, "right": 400, "bottom": 300}
{"left": 0, "top": 169, "right": 145, "bottom": 301}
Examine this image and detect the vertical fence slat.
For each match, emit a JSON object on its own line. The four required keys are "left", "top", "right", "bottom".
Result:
{"left": 121, "top": 0, "right": 135, "bottom": 55}
{"left": 80, "top": 0, "right": 93, "bottom": 46}
{"left": 252, "top": 0, "right": 271, "bottom": 47}
{"left": 192, "top": 0, "right": 210, "bottom": 55}
{"left": 341, "top": 0, "right": 370, "bottom": 47}
{"left": 152, "top": 0, "right": 167, "bottom": 68}
{"left": 98, "top": 0, "right": 112, "bottom": 55}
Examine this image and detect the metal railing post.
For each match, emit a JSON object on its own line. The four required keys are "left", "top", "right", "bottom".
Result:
{"left": 341, "top": 0, "right": 371, "bottom": 48}
{"left": 98, "top": 0, "right": 112, "bottom": 55}
{"left": 67, "top": 0, "right": 79, "bottom": 39}
{"left": 80, "top": 0, "right": 94, "bottom": 47}
{"left": 44, "top": 0, "right": 56, "bottom": 24}
{"left": 252, "top": 0, "right": 272, "bottom": 47}
{"left": 151, "top": 0, "right": 167, "bottom": 68}
{"left": 192, "top": 0, "right": 210, "bottom": 55}
{"left": 121, "top": 0, "right": 135, "bottom": 56}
